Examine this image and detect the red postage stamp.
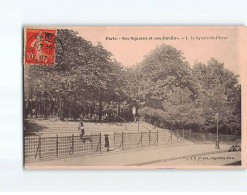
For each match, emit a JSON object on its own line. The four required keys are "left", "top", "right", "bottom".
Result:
{"left": 24, "top": 28, "right": 57, "bottom": 66}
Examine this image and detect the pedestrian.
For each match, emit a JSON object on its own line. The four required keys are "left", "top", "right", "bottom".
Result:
{"left": 32, "top": 108, "right": 35, "bottom": 118}
{"left": 80, "top": 114, "right": 83, "bottom": 121}
{"left": 78, "top": 120, "right": 85, "bottom": 139}
{"left": 104, "top": 134, "right": 110, "bottom": 151}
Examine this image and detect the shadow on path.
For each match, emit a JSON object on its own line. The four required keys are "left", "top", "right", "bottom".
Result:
{"left": 24, "top": 119, "right": 47, "bottom": 136}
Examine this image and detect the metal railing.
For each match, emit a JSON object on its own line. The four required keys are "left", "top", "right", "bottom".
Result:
{"left": 24, "top": 129, "right": 239, "bottom": 163}
{"left": 24, "top": 130, "right": 184, "bottom": 162}
{"left": 24, "top": 133, "right": 101, "bottom": 162}
{"left": 184, "top": 131, "right": 240, "bottom": 144}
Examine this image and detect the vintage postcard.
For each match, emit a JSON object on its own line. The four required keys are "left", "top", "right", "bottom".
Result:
{"left": 23, "top": 26, "right": 247, "bottom": 169}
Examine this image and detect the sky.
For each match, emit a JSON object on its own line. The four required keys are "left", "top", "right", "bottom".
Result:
{"left": 68, "top": 26, "right": 242, "bottom": 76}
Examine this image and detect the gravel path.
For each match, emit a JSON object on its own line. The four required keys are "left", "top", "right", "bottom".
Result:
{"left": 26, "top": 143, "right": 235, "bottom": 168}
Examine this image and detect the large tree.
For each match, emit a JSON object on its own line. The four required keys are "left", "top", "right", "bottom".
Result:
{"left": 24, "top": 29, "right": 125, "bottom": 121}
{"left": 193, "top": 58, "right": 241, "bottom": 134}
{"left": 133, "top": 45, "right": 241, "bottom": 134}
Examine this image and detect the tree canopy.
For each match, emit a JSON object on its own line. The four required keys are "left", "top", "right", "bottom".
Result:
{"left": 24, "top": 30, "right": 241, "bottom": 135}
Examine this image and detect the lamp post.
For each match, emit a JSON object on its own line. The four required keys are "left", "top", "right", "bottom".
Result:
{"left": 215, "top": 112, "right": 220, "bottom": 149}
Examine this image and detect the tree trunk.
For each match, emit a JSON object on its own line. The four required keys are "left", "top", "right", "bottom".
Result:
{"left": 74, "top": 92, "right": 77, "bottom": 119}
{"left": 69, "top": 101, "right": 71, "bottom": 119}
{"left": 30, "top": 85, "right": 33, "bottom": 115}
{"left": 118, "top": 98, "right": 121, "bottom": 116}
{"left": 83, "top": 105, "right": 85, "bottom": 118}
{"left": 38, "top": 100, "right": 41, "bottom": 116}
{"left": 99, "top": 91, "right": 102, "bottom": 121}
{"left": 49, "top": 97, "right": 52, "bottom": 115}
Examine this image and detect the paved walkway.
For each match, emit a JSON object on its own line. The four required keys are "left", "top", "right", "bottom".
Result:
{"left": 148, "top": 151, "right": 241, "bottom": 166}
{"left": 26, "top": 142, "right": 234, "bottom": 168}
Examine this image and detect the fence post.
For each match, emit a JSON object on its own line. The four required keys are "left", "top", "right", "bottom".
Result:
{"left": 56, "top": 135, "right": 58, "bottom": 157}
{"left": 72, "top": 134, "right": 74, "bottom": 155}
{"left": 170, "top": 130, "right": 173, "bottom": 143}
{"left": 149, "top": 130, "right": 151, "bottom": 146}
{"left": 122, "top": 132, "right": 124, "bottom": 149}
{"left": 156, "top": 130, "right": 158, "bottom": 145}
{"left": 99, "top": 133, "right": 101, "bottom": 152}
{"left": 177, "top": 130, "right": 179, "bottom": 143}
{"left": 39, "top": 135, "right": 41, "bottom": 158}
{"left": 190, "top": 129, "right": 192, "bottom": 142}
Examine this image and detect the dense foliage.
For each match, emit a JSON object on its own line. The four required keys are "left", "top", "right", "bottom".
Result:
{"left": 135, "top": 47, "right": 241, "bottom": 135}
{"left": 24, "top": 29, "right": 241, "bottom": 135}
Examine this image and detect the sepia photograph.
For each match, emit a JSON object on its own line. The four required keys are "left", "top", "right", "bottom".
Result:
{"left": 23, "top": 26, "right": 243, "bottom": 169}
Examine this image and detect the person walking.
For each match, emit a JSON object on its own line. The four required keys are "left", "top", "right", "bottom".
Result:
{"left": 80, "top": 114, "right": 83, "bottom": 121}
{"left": 104, "top": 134, "right": 110, "bottom": 151}
{"left": 78, "top": 120, "right": 85, "bottom": 140}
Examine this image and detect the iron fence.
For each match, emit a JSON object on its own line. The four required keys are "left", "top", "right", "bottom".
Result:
{"left": 24, "top": 129, "right": 240, "bottom": 163}
{"left": 24, "top": 130, "right": 184, "bottom": 162}
{"left": 184, "top": 131, "right": 240, "bottom": 144}
{"left": 24, "top": 133, "right": 101, "bottom": 162}
{"left": 113, "top": 130, "right": 186, "bottom": 150}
